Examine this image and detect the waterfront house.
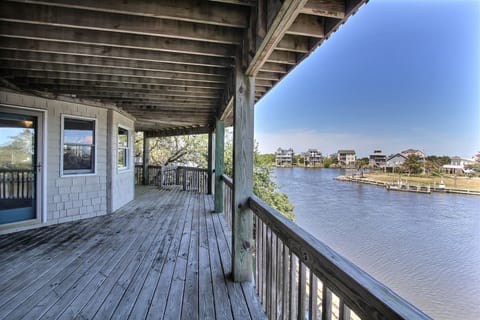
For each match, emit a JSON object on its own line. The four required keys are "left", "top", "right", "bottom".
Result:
{"left": 386, "top": 153, "right": 408, "bottom": 171}
{"left": 443, "top": 156, "right": 475, "bottom": 174}
{"left": 337, "top": 149, "right": 356, "bottom": 167}
{"left": 0, "top": 1, "right": 430, "bottom": 319}
{"left": 304, "top": 148, "right": 323, "bottom": 167}
{"left": 401, "top": 148, "right": 425, "bottom": 159}
{"left": 275, "top": 147, "right": 294, "bottom": 167}
{"left": 369, "top": 150, "right": 387, "bottom": 168}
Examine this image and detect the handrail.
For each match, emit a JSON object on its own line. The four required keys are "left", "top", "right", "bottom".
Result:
{"left": 221, "top": 174, "right": 233, "bottom": 228}
{"left": 221, "top": 174, "right": 233, "bottom": 188}
{"left": 248, "top": 195, "right": 431, "bottom": 320}
{"left": 134, "top": 165, "right": 209, "bottom": 193}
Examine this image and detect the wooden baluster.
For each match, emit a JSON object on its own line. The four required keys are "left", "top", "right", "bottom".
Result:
{"left": 262, "top": 221, "right": 267, "bottom": 307}
{"left": 309, "top": 273, "right": 318, "bottom": 320}
{"left": 340, "top": 299, "right": 352, "bottom": 320}
{"left": 266, "top": 227, "right": 272, "bottom": 318}
{"left": 182, "top": 168, "right": 186, "bottom": 191}
{"left": 255, "top": 216, "right": 261, "bottom": 296}
{"left": 322, "top": 287, "right": 332, "bottom": 320}
{"left": 271, "top": 232, "right": 277, "bottom": 319}
{"left": 21, "top": 171, "right": 25, "bottom": 199}
{"left": 282, "top": 245, "right": 290, "bottom": 320}
{"left": 290, "top": 254, "right": 298, "bottom": 320}
{"left": 276, "top": 237, "right": 283, "bottom": 320}
{"left": 298, "top": 263, "right": 306, "bottom": 320}
{"left": 16, "top": 171, "right": 20, "bottom": 199}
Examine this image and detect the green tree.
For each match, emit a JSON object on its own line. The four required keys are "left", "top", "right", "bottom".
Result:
{"left": 425, "top": 155, "right": 451, "bottom": 176}
{"left": 256, "top": 153, "right": 275, "bottom": 165}
{"left": 224, "top": 141, "right": 295, "bottom": 221}
{"left": 323, "top": 157, "right": 333, "bottom": 168}
{"left": 403, "top": 154, "right": 422, "bottom": 175}
{"left": 135, "top": 132, "right": 208, "bottom": 167}
{"left": 355, "top": 157, "right": 370, "bottom": 177}
{"left": 293, "top": 154, "right": 304, "bottom": 166}
{"left": 0, "top": 128, "right": 34, "bottom": 169}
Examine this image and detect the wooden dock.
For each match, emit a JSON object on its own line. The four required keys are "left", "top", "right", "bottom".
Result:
{"left": 336, "top": 175, "right": 480, "bottom": 196}
{"left": 0, "top": 186, "right": 265, "bottom": 319}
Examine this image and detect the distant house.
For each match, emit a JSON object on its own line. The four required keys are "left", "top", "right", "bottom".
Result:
{"left": 276, "top": 148, "right": 294, "bottom": 167}
{"left": 304, "top": 149, "right": 323, "bottom": 167}
{"left": 443, "top": 156, "right": 475, "bottom": 174}
{"left": 401, "top": 149, "right": 425, "bottom": 159}
{"left": 386, "top": 153, "right": 407, "bottom": 170}
{"left": 337, "top": 150, "right": 356, "bottom": 167}
{"left": 369, "top": 150, "right": 386, "bottom": 168}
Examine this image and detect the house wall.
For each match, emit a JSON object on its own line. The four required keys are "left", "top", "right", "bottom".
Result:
{"left": 108, "top": 110, "right": 135, "bottom": 212}
{"left": 0, "top": 90, "right": 135, "bottom": 232}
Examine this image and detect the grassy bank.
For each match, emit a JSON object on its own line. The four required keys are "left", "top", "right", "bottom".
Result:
{"left": 363, "top": 172, "right": 480, "bottom": 192}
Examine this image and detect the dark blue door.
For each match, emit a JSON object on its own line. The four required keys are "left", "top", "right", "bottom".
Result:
{"left": 0, "top": 112, "right": 36, "bottom": 224}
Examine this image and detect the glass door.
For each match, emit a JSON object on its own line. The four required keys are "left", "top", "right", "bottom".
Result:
{"left": 0, "top": 109, "right": 42, "bottom": 225}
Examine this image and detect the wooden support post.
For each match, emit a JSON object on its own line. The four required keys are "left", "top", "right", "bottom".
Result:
{"left": 214, "top": 119, "right": 225, "bottom": 213}
{"left": 207, "top": 130, "right": 213, "bottom": 194}
{"left": 142, "top": 134, "right": 150, "bottom": 185}
{"left": 182, "top": 167, "right": 187, "bottom": 191}
{"left": 232, "top": 58, "right": 255, "bottom": 282}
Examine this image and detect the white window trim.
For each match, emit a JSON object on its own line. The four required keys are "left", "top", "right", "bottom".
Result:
{"left": 117, "top": 125, "right": 131, "bottom": 172}
{"left": 60, "top": 114, "right": 98, "bottom": 177}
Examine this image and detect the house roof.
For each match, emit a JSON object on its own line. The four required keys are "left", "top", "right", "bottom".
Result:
{"left": 387, "top": 153, "right": 407, "bottom": 161}
{"left": 338, "top": 150, "right": 356, "bottom": 154}
{"left": 0, "top": 0, "right": 367, "bottom": 136}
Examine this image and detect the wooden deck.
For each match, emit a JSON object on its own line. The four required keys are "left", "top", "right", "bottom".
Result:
{"left": 0, "top": 186, "right": 265, "bottom": 319}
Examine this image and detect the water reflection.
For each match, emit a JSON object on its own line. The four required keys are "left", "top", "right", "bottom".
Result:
{"left": 274, "top": 167, "right": 480, "bottom": 320}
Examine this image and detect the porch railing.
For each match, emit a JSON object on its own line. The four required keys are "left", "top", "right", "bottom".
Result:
{"left": 221, "top": 174, "right": 430, "bottom": 320}
{"left": 0, "top": 169, "right": 35, "bottom": 200}
{"left": 135, "top": 165, "right": 208, "bottom": 193}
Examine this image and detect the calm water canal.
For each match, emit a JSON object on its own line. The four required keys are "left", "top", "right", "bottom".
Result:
{"left": 273, "top": 168, "right": 480, "bottom": 320}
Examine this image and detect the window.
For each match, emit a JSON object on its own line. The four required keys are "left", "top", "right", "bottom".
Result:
{"left": 117, "top": 127, "right": 129, "bottom": 169}
{"left": 62, "top": 116, "right": 96, "bottom": 175}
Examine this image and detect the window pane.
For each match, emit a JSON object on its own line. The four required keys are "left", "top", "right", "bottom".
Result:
{"left": 118, "top": 128, "right": 128, "bottom": 148}
{"left": 118, "top": 149, "right": 126, "bottom": 168}
{"left": 63, "top": 117, "right": 95, "bottom": 174}
{"left": 64, "top": 145, "right": 94, "bottom": 171}
{"left": 64, "top": 118, "right": 94, "bottom": 145}
{"left": 117, "top": 128, "right": 128, "bottom": 168}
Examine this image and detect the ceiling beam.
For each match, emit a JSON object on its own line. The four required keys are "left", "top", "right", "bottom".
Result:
{"left": 3, "top": 72, "right": 225, "bottom": 89}
{"left": 277, "top": 34, "right": 311, "bottom": 53}
{"left": 7, "top": 0, "right": 249, "bottom": 28}
{"left": 0, "top": 2, "right": 242, "bottom": 45}
{"left": 245, "top": 0, "right": 309, "bottom": 75}
{"left": 286, "top": 14, "right": 325, "bottom": 38}
{"left": 68, "top": 92, "right": 218, "bottom": 102}
{"left": 144, "top": 126, "right": 212, "bottom": 138}
{"left": 127, "top": 105, "right": 215, "bottom": 112}
{"left": 44, "top": 89, "right": 219, "bottom": 101}
{"left": 260, "top": 62, "right": 288, "bottom": 73}
{"left": 256, "top": 71, "right": 281, "bottom": 81}
{"left": 301, "top": 0, "right": 345, "bottom": 19}
{"left": 10, "top": 78, "right": 222, "bottom": 94}
{"left": 0, "top": 51, "right": 229, "bottom": 77}
{"left": 0, "top": 38, "right": 234, "bottom": 68}
{"left": 0, "top": 21, "right": 235, "bottom": 58}
{"left": 266, "top": 50, "right": 297, "bottom": 65}
{"left": 1, "top": 60, "right": 226, "bottom": 83}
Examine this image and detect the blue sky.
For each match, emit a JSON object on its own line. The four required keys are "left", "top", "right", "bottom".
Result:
{"left": 254, "top": 0, "right": 480, "bottom": 158}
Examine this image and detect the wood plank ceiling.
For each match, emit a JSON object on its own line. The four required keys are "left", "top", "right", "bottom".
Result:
{"left": 0, "top": 0, "right": 367, "bottom": 136}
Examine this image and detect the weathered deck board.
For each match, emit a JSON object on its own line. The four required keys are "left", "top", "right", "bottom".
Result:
{"left": 0, "top": 186, "right": 266, "bottom": 319}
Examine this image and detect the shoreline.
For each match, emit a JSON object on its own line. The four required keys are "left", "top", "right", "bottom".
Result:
{"left": 336, "top": 175, "right": 480, "bottom": 196}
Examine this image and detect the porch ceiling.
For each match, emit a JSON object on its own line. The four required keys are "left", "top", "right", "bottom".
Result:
{"left": 0, "top": 0, "right": 367, "bottom": 136}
